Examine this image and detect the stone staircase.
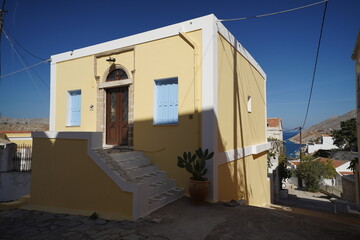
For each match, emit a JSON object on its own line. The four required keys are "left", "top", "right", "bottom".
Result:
{"left": 92, "top": 149, "right": 183, "bottom": 218}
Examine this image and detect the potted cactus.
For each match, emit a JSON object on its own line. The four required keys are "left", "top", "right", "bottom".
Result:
{"left": 177, "top": 148, "right": 214, "bottom": 203}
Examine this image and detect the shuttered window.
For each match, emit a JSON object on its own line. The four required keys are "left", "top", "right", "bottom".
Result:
{"left": 154, "top": 78, "right": 178, "bottom": 125}
{"left": 67, "top": 90, "right": 81, "bottom": 126}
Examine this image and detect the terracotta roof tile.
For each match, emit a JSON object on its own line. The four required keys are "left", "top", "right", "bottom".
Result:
{"left": 316, "top": 157, "right": 347, "bottom": 168}
{"left": 289, "top": 161, "right": 300, "bottom": 166}
{"left": 267, "top": 118, "right": 282, "bottom": 128}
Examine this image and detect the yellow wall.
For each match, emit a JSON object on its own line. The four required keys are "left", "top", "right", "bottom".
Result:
{"left": 55, "top": 56, "right": 97, "bottom": 131}
{"left": 217, "top": 34, "right": 269, "bottom": 206}
{"left": 217, "top": 34, "right": 266, "bottom": 152}
{"left": 218, "top": 152, "right": 270, "bottom": 206}
{"left": 97, "top": 50, "right": 134, "bottom": 79}
{"left": 53, "top": 31, "right": 202, "bottom": 192}
{"left": 5, "top": 133, "right": 32, "bottom": 146}
{"left": 28, "top": 138, "right": 133, "bottom": 220}
{"left": 133, "top": 31, "right": 202, "bottom": 190}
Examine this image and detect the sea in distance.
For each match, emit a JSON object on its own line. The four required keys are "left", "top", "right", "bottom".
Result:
{"left": 283, "top": 131, "right": 305, "bottom": 159}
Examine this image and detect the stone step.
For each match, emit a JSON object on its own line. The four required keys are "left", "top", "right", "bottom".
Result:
{"left": 114, "top": 157, "right": 150, "bottom": 169}
{"left": 93, "top": 148, "right": 184, "bottom": 218}
{"left": 148, "top": 188, "right": 184, "bottom": 212}
{"left": 110, "top": 151, "right": 145, "bottom": 161}
{"left": 149, "top": 179, "right": 176, "bottom": 197}
{"left": 133, "top": 171, "right": 167, "bottom": 185}
{"left": 125, "top": 164, "right": 158, "bottom": 179}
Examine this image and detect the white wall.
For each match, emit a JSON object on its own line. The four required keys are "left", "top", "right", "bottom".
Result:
{"left": 307, "top": 136, "right": 338, "bottom": 154}
{"left": 336, "top": 161, "right": 351, "bottom": 172}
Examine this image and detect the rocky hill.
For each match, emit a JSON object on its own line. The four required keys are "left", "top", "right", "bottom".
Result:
{"left": 0, "top": 116, "right": 49, "bottom": 132}
{"left": 289, "top": 109, "right": 356, "bottom": 143}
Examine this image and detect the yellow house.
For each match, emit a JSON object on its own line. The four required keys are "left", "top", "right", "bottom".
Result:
{"left": 1, "top": 132, "right": 32, "bottom": 146}
{"left": 28, "top": 14, "right": 270, "bottom": 220}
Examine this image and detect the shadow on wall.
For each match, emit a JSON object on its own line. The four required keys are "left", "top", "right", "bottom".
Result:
{"left": 30, "top": 32, "right": 270, "bottom": 214}
{"left": 215, "top": 36, "right": 268, "bottom": 205}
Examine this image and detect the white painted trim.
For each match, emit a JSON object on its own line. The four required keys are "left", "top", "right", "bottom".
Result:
{"left": 217, "top": 142, "right": 270, "bottom": 166}
{"left": 216, "top": 21, "right": 266, "bottom": 79}
{"left": 51, "top": 15, "right": 214, "bottom": 64}
{"left": 264, "top": 75, "right": 268, "bottom": 143}
{"left": 49, "top": 63, "right": 56, "bottom": 131}
{"left": 32, "top": 131, "right": 141, "bottom": 219}
{"left": 201, "top": 14, "right": 219, "bottom": 202}
{"left": 98, "top": 79, "right": 133, "bottom": 89}
{"left": 8, "top": 137, "right": 32, "bottom": 141}
{"left": 50, "top": 14, "right": 263, "bottom": 78}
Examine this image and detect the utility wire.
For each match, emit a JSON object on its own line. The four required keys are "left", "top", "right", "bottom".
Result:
{"left": 0, "top": 58, "right": 50, "bottom": 79}
{"left": 0, "top": 0, "right": 7, "bottom": 86}
{"left": 1, "top": 0, "right": 6, "bottom": 10}
{"left": 2, "top": 28, "right": 49, "bottom": 88}
{"left": 1, "top": 28, "right": 48, "bottom": 104}
{"left": 3, "top": 25, "right": 46, "bottom": 61}
{"left": 219, "top": 0, "right": 328, "bottom": 22}
{"left": 301, "top": 0, "right": 328, "bottom": 129}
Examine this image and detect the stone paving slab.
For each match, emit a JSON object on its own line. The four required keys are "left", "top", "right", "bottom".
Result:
{"left": 1, "top": 197, "right": 360, "bottom": 239}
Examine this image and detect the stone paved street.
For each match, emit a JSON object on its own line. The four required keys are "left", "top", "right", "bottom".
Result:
{"left": 0, "top": 209, "right": 145, "bottom": 240}
{"left": 1, "top": 197, "right": 360, "bottom": 240}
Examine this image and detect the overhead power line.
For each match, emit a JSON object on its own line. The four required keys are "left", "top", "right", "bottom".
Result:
{"left": 1, "top": 28, "right": 50, "bottom": 104}
{"left": 3, "top": 26, "right": 46, "bottom": 61}
{"left": 0, "top": 29, "right": 51, "bottom": 80}
{"left": 0, "top": 0, "right": 7, "bottom": 86}
{"left": 301, "top": 0, "right": 328, "bottom": 129}
{"left": 1, "top": 28, "right": 50, "bottom": 88}
{"left": 0, "top": 58, "right": 50, "bottom": 79}
{"left": 219, "top": 0, "right": 328, "bottom": 22}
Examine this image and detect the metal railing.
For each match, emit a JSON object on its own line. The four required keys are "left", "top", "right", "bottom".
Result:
{"left": 12, "top": 144, "right": 32, "bottom": 172}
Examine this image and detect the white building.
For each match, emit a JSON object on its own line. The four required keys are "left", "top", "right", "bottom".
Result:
{"left": 307, "top": 134, "right": 339, "bottom": 154}
{"left": 288, "top": 158, "right": 353, "bottom": 187}
{"left": 267, "top": 118, "right": 283, "bottom": 172}
{"left": 267, "top": 118, "right": 283, "bottom": 141}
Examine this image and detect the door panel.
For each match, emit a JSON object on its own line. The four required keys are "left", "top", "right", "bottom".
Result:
{"left": 106, "top": 87, "right": 129, "bottom": 145}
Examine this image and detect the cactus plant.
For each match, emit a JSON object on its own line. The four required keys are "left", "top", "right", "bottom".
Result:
{"left": 177, "top": 148, "right": 214, "bottom": 181}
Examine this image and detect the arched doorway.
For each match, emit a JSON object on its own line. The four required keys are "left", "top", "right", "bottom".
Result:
{"left": 105, "top": 68, "right": 129, "bottom": 146}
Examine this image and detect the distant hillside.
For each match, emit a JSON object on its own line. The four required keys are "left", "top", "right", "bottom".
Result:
{"left": 289, "top": 109, "right": 356, "bottom": 143}
{"left": 0, "top": 116, "right": 49, "bottom": 132}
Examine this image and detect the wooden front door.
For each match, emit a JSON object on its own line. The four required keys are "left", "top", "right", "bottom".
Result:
{"left": 106, "top": 87, "right": 129, "bottom": 145}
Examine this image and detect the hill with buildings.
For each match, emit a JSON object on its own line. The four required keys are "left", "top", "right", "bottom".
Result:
{"left": 0, "top": 117, "right": 49, "bottom": 132}
{"left": 290, "top": 109, "right": 356, "bottom": 144}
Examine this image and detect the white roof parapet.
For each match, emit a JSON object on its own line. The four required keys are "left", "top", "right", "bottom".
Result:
{"left": 51, "top": 14, "right": 265, "bottom": 79}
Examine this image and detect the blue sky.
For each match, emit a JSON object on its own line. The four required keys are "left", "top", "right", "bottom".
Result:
{"left": 0, "top": 0, "right": 359, "bottom": 130}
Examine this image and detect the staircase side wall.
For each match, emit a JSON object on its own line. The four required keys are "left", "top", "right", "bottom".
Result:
{"left": 27, "top": 136, "right": 133, "bottom": 220}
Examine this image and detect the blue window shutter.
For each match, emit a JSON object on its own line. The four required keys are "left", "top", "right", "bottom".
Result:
{"left": 154, "top": 78, "right": 178, "bottom": 125}
{"left": 68, "top": 90, "right": 81, "bottom": 126}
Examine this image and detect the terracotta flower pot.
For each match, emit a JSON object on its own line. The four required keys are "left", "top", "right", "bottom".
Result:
{"left": 188, "top": 178, "right": 209, "bottom": 204}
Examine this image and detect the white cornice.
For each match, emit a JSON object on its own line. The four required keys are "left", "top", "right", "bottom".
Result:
{"left": 50, "top": 14, "right": 265, "bottom": 78}
{"left": 217, "top": 142, "right": 271, "bottom": 166}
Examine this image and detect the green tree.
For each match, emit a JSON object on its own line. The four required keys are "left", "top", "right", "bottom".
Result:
{"left": 313, "top": 149, "right": 331, "bottom": 158}
{"left": 296, "top": 158, "right": 336, "bottom": 192}
{"left": 278, "top": 146, "right": 291, "bottom": 189}
{"left": 267, "top": 138, "right": 283, "bottom": 169}
{"left": 331, "top": 118, "right": 357, "bottom": 151}
{"left": 348, "top": 158, "right": 358, "bottom": 173}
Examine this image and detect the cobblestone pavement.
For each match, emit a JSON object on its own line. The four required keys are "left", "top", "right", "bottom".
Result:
{"left": 1, "top": 197, "right": 360, "bottom": 240}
